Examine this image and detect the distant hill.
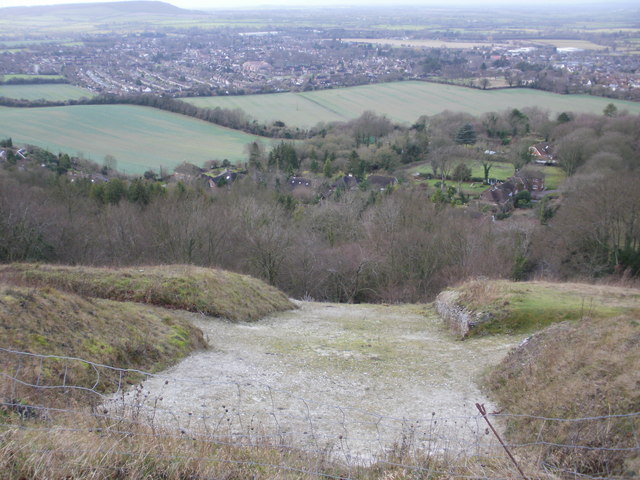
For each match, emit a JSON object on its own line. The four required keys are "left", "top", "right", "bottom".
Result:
{"left": 0, "top": 1, "right": 197, "bottom": 17}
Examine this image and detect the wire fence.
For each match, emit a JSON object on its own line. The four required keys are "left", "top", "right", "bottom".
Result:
{"left": 1, "top": 346, "right": 638, "bottom": 479}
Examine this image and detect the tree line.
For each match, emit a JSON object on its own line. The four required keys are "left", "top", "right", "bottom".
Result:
{"left": 0, "top": 170, "right": 522, "bottom": 302}
{"left": 0, "top": 77, "right": 69, "bottom": 85}
{"left": 1, "top": 108, "right": 639, "bottom": 302}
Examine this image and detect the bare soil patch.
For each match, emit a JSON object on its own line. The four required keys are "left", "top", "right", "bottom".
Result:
{"left": 124, "top": 301, "right": 524, "bottom": 461}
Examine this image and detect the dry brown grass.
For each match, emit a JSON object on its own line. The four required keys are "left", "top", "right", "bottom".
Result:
{"left": 454, "top": 278, "right": 507, "bottom": 309}
{"left": 0, "top": 408, "right": 559, "bottom": 480}
{"left": 0, "top": 413, "right": 330, "bottom": 480}
{"left": 486, "top": 314, "right": 640, "bottom": 477}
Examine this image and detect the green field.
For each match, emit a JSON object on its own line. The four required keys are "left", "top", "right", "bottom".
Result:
{"left": 0, "top": 84, "right": 93, "bottom": 101}
{"left": 412, "top": 159, "right": 515, "bottom": 181}
{"left": 0, "top": 13, "right": 258, "bottom": 35}
{"left": 1, "top": 74, "right": 65, "bottom": 81}
{"left": 0, "top": 39, "right": 68, "bottom": 47}
{"left": 0, "top": 104, "right": 266, "bottom": 174}
{"left": 411, "top": 159, "right": 565, "bottom": 194}
{"left": 186, "top": 81, "right": 640, "bottom": 128}
{"left": 420, "top": 178, "right": 488, "bottom": 195}
{"left": 531, "top": 165, "right": 565, "bottom": 190}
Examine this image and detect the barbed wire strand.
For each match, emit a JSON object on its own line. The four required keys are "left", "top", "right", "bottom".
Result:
{"left": 0, "top": 346, "right": 519, "bottom": 424}
{"left": 2, "top": 347, "right": 638, "bottom": 479}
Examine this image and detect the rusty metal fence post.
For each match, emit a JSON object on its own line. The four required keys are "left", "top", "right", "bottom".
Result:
{"left": 476, "top": 403, "right": 529, "bottom": 480}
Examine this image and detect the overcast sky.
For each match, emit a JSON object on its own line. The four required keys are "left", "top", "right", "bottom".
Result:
{"left": 0, "top": 0, "right": 617, "bottom": 9}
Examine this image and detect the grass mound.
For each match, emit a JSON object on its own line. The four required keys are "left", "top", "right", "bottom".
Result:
{"left": 0, "top": 263, "right": 295, "bottom": 321}
{"left": 0, "top": 283, "right": 207, "bottom": 401}
{"left": 486, "top": 315, "right": 640, "bottom": 477}
{"left": 436, "top": 279, "right": 640, "bottom": 337}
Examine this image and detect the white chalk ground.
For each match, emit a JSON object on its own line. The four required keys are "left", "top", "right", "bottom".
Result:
{"left": 113, "top": 301, "right": 524, "bottom": 463}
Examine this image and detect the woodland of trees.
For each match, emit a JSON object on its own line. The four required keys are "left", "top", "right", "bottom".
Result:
{"left": 1, "top": 107, "right": 639, "bottom": 303}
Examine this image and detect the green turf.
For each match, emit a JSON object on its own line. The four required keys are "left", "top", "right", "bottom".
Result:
{"left": 472, "top": 283, "right": 631, "bottom": 335}
{"left": 443, "top": 280, "right": 640, "bottom": 337}
{"left": 185, "top": 81, "right": 640, "bottom": 128}
{"left": 412, "top": 159, "right": 515, "bottom": 181}
{"left": 0, "top": 104, "right": 267, "bottom": 174}
{"left": 420, "top": 178, "right": 488, "bottom": 195}
{"left": 526, "top": 165, "right": 565, "bottom": 189}
{"left": 413, "top": 160, "right": 565, "bottom": 196}
{"left": 0, "top": 84, "right": 93, "bottom": 101}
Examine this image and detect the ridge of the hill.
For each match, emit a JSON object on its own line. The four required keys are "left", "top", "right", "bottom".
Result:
{"left": 0, "top": 262, "right": 295, "bottom": 403}
{"left": 0, "top": 263, "right": 296, "bottom": 322}
{"left": 0, "top": 1, "right": 197, "bottom": 17}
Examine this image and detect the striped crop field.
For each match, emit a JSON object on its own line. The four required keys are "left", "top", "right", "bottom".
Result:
{"left": 185, "top": 81, "right": 640, "bottom": 128}
{"left": 0, "top": 84, "right": 94, "bottom": 101}
{"left": 0, "top": 104, "right": 266, "bottom": 174}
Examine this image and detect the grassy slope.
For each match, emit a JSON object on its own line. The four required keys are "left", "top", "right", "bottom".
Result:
{"left": 0, "top": 84, "right": 93, "bottom": 101}
{"left": 439, "top": 279, "right": 640, "bottom": 336}
{"left": 486, "top": 315, "right": 640, "bottom": 477}
{"left": 0, "top": 104, "right": 267, "bottom": 174}
{"left": 0, "top": 263, "right": 295, "bottom": 322}
{"left": 185, "top": 81, "right": 640, "bottom": 127}
{"left": 439, "top": 279, "right": 640, "bottom": 475}
{"left": 0, "top": 284, "right": 207, "bottom": 394}
{"left": 0, "top": 263, "right": 294, "bottom": 404}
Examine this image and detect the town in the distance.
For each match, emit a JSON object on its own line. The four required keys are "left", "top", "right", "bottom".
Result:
{"left": 1, "top": 1, "right": 639, "bottom": 99}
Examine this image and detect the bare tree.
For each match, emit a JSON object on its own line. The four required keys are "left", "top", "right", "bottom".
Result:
{"left": 430, "top": 146, "right": 456, "bottom": 188}
{"left": 556, "top": 127, "right": 595, "bottom": 176}
{"left": 349, "top": 111, "right": 394, "bottom": 147}
{"left": 233, "top": 197, "right": 292, "bottom": 286}
{"left": 546, "top": 171, "right": 640, "bottom": 277}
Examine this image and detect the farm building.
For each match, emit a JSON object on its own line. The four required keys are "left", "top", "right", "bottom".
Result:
{"left": 367, "top": 175, "right": 398, "bottom": 190}
{"left": 480, "top": 173, "right": 545, "bottom": 208}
